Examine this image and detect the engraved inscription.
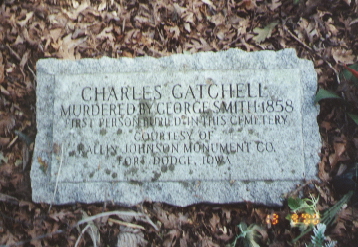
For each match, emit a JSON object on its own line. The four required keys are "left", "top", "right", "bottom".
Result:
{"left": 52, "top": 69, "right": 303, "bottom": 182}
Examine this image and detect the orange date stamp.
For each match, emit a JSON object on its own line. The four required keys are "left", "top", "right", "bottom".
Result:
{"left": 266, "top": 213, "right": 320, "bottom": 226}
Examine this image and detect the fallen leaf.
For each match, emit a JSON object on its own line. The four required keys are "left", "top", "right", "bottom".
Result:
{"left": 0, "top": 53, "right": 4, "bottom": 84}
{"left": 0, "top": 193, "right": 19, "bottom": 204}
{"left": 62, "top": 1, "right": 90, "bottom": 20}
{"left": 116, "top": 226, "right": 147, "bottom": 247}
{"left": 209, "top": 214, "right": 220, "bottom": 231}
{"left": 50, "top": 28, "right": 63, "bottom": 43}
{"left": 201, "top": 0, "right": 216, "bottom": 10}
{"left": 318, "top": 160, "right": 330, "bottom": 182}
{"left": 50, "top": 210, "right": 73, "bottom": 222}
{"left": 330, "top": 221, "right": 346, "bottom": 237}
{"left": 0, "top": 138, "right": 10, "bottom": 147}
{"left": 0, "top": 230, "right": 18, "bottom": 246}
{"left": 164, "top": 25, "right": 180, "bottom": 39}
{"left": 17, "top": 12, "right": 34, "bottom": 27}
{"left": 332, "top": 47, "right": 356, "bottom": 64}
{"left": 0, "top": 115, "right": 15, "bottom": 136}
{"left": 238, "top": 0, "right": 257, "bottom": 10}
{"left": 329, "top": 141, "right": 346, "bottom": 170}
{"left": 163, "top": 229, "right": 181, "bottom": 246}
{"left": 199, "top": 235, "right": 220, "bottom": 247}
{"left": 253, "top": 23, "right": 278, "bottom": 44}
{"left": 56, "top": 34, "right": 86, "bottom": 60}
{"left": 342, "top": 0, "right": 351, "bottom": 5}
{"left": 269, "top": 0, "right": 281, "bottom": 11}
{"left": 325, "top": 18, "right": 338, "bottom": 37}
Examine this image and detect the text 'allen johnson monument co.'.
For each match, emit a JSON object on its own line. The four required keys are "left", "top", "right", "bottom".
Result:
{"left": 31, "top": 49, "right": 320, "bottom": 206}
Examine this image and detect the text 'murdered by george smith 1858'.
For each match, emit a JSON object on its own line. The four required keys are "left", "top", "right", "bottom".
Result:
{"left": 52, "top": 69, "right": 302, "bottom": 183}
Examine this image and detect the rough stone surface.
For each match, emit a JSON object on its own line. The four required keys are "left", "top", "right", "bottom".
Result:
{"left": 31, "top": 49, "right": 320, "bottom": 206}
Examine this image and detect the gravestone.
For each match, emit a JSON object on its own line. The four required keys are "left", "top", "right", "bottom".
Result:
{"left": 31, "top": 49, "right": 320, "bottom": 206}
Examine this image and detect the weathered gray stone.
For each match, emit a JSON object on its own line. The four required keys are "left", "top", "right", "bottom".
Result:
{"left": 31, "top": 49, "right": 320, "bottom": 206}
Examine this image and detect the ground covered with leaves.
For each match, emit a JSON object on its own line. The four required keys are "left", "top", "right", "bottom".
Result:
{"left": 0, "top": 0, "right": 358, "bottom": 246}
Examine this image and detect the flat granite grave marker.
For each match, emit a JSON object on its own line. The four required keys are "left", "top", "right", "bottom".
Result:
{"left": 31, "top": 49, "right": 320, "bottom": 206}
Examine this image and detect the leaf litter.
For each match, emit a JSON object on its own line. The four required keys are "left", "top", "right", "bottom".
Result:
{"left": 0, "top": 0, "right": 358, "bottom": 246}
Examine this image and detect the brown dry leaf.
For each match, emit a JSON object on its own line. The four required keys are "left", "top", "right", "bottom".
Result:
{"left": 56, "top": 34, "right": 86, "bottom": 60}
{"left": 164, "top": 25, "right": 180, "bottom": 39}
{"left": 62, "top": 1, "right": 90, "bottom": 20}
{"left": 0, "top": 230, "right": 18, "bottom": 246}
{"left": 97, "top": 25, "right": 115, "bottom": 42}
{"left": 0, "top": 53, "right": 4, "bottom": 84}
{"left": 320, "top": 121, "right": 333, "bottom": 131}
{"left": 209, "top": 214, "right": 220, "bottom": 231}
{"left": 210, "top": 13, "right": 225, "bottom": 25}
{"left": 215, "top": 24, "right": 230, "bottom": 40}
{"left": 336, "top": 206, "right": 358, "bottom": 222}
{"left": 332, "top": 47, "right": 356, "bottom": 64}
{"left": 27, "top": 228, "right": 44, "bottom": 247}
{"left": 325, "top": 18, "right": 338, "bottom": 37}
{"left": 201, "top": 0, "right": 216, "bottom": 10}
{"left": 295, "top": 18, "right": 319, "bottom": 45}
{"left": 153, "top": 204, "right": 190, "bottom": 229}
{"left": 19, "top": 200, "right": 35, "bottom": 210}
{"left": 343, "top": 0, "right": 351, "bottom": 5}
{"left": 199, "top": 235, "right": 220, "bottom": 247}
{"left": 10, "top": 173, "right": 23, "bottom": 186}
{"left": 0, "top": 193, "right": 19, "bottom": 204}
{"left": 163, "top": 229, "right": 181, "bottom": 246}
{"left": 252, "top": 208, "right": 267, "bottom": 222}
{"left": 50, "top": 28, "right": 63, "bottom": 43}
{"left": 17, "top": 12, "right": 34, "bottom": 27}
{"left": 20, "top": 50, "right": 31, "bottom": 74}
{"left": 253, "top": 23, "right": 278, "bottom": 44}
{"left": 318, "top": 160, "right": 330, "bottom": 181}
{"left": 0, "top": 138, "right": 10, "bottom": 147}
{"left": 184, "top": 23, "right": 191, "bottom": 33}
{"left": 0, "top": 115, "right": 15, "bottom": 136}
{"left": 269, "top": 0, "right": 281, "bottom": 11}
{"left": 330, "top": 221, "right": 346, "bottom": 237}
{"left": 183, "top": 12, "right": 195, "bottom": 24}
{"left": 329, "top": 141, "right": 346, "bottom": 169}
{"left": 315, "top": 185, "right": 332, "bottom": 204}
{"left": 49, "top": 210, "right": 73, "bottom": 222}
{"left": 116, "top": 226, "right": 147, "bottom": 247}
{"left": 237, "top": 0, "right": 257, "bottom": 10}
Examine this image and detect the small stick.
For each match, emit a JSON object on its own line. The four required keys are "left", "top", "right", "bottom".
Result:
{"left": 6, "top": 136, "right": 18, "bottom": 149}
{"left": 108, "top": 218, "right": 145, "bottom": 230}
{"left": 76, "top": 210, "right": 158, "bottom": 231}
{"left": 74, "top": 224, "right": 90, "bottom": 247}
{"left": 283, "top": 25, "right": 340, "bottom": 84}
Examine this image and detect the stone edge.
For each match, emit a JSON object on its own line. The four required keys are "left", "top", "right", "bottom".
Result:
{"left": 31, "top": 48, "right": 320, "bottom": 206}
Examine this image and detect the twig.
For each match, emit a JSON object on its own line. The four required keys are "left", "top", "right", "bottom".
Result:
{"left": 108, "top": 218, "right": 145, "bottom": 230}
{"left": 0, "top": 193, "right": 19, "bottom": 205}
{"left": 6, "top": 136, "right": 18, "bottom": 149}
{"left": 4, "top": 209, "right": 158, "bottom": 247}
{"left": 5, "top": 45, "right": 21, "bottom": 61}
{"left": 74, "top": 224, "right": 90, "bottom": 247}
{"left": 27, "top": 64, "right": 37, "bottom": 82}
{"left": 76, "top": 210, "right": 159, "bottom": 231}
{"left": 283, "top": 26, "right": 313, "bottom": 51}
{"left": 49, "top": 144, "right": 64, "bottom": 213}
{"left": 283, "top": 25, "right": 341, "bottom": 84}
